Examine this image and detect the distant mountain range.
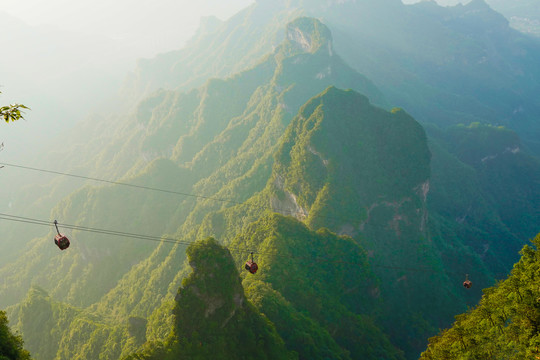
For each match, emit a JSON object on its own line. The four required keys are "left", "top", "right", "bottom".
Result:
{"left": 488, "top": 0, "right": 540, "bottom": 36}
{"left": 125, "top": 0, "right": 540, "bottom": 153}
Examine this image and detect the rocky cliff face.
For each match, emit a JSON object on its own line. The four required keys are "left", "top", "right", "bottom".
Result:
{"left": 271, "top": 87, "right": 430, "bottom": 238}
{"left": 131, "top": 238, "right": 294, "bottom": 359}
{"left": 285, "top": 17, "right": 333, "bottom": 55}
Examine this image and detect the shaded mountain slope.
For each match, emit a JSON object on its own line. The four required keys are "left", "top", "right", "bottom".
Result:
{"left": 426, "top": 123, "right": 540, "bottom": 280}
{"left": 126, "top": 216, "right": 403, "bottom": 360}
{"left": 420, "top": 233, "right": 540, "bottom": 359}
{"left": 327, "top": 0, "right": 540, "bottom": 151}
{"left": 6, "top": 286, "right": 147, "bottom": 360}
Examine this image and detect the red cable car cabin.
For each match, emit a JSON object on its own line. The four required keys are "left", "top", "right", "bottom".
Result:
{"left": 53, "top": 220, "right": 70, "bottom": 250}
{"left": 245, "top": 260, "right": 258, "bottom": 274}
{"left": 54, "top": 233, "right": 70, "bottom": 250}
{"left": 463, "top": 274, "right": 472, "bottom": 289}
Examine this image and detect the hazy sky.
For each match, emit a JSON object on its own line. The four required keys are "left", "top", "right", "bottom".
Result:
{"left": 1, "top": 0, "right": 255, "bottom": 56}
{"left": 0, "top": 0, "right": 257, "bottom": 161}
{"left": 1, "top": 0, "right": 473, "bottom": 56}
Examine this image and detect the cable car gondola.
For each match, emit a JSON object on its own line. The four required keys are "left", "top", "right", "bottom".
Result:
{"left": 463, "top": 274, "right": 472, "bottom": 289}
{"left": 54, "top": 220, "right": 70, "bottom": 250}
{"left": 245, "top": 252, "right": 258, "bottom": 274}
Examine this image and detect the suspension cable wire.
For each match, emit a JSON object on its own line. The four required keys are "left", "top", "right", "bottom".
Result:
{"left": 0, "top": 212, "right": 448, "bottom": 274}
{"left": 0, "top": 162, "right": 243, "bottom": 205}
{"left": 0, "top": 163, "right": 466, "bottom": 276}
{"left": 0, "top": 162, "right": 354, "bottom": 224}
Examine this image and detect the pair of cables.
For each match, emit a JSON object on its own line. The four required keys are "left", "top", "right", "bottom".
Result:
{"left": 0, "top": 162, "right": 453, "bottom": 274}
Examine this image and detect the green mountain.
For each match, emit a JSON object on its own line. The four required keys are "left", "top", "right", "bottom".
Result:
{"left": 420, "top": 232, "right": 540, "bottom": 359}
{"left": 128, "top": 216, "right": 404, "bottom": 360}
{"left": 0, "top": 16, "right": 385, "bottom": 309}
{"left": 426, "top": 122, "right": 540, "bottom": 281}
{"left": 195, "top": 85, "right": 474, "bottom": 357}
{"left": 230, "top": 213, "right": 404, "bottom": 360}
{"left": 1, "top": 4, "right": 540, "bottom": 360}
{"left": 2, "top": 18, "right": 400, "bottom": 359}
{"left": 124, "top": 237, "right": 294, "bottom": 360}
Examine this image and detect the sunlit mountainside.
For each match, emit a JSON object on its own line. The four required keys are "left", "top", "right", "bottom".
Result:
{"left": 1, "top": 0, "right": 540, "bottom": 359}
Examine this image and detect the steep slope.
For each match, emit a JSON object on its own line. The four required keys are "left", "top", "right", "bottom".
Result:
{"left": 0, "top": 310, "right": 31, "bottom": 360}
{"left": 426, "top": 123, "right": 540, "bottom": 279}
{"left": 195, "top": 86, "right": 461, "bottom": 357}
{"left": 9, "top": 79, "right": 539, "bottom": 359}
{"left": 231, "top": 214, "right": 404, "bottom": 360}
{"left": 122, "top": 1, "right": 303, "bottom": 99}
{"left": 126, "top": 216, "right": 403, "bottom": 360}
{"left": 420, "top": 233, "right": 540, "bottom": 359}
{"left": 6, "top": 286, "right": 146, "bottom": 360}
{"left": 124, "top": 238, "right": 294, "bottom": 360}
{"left": 82, "top": 16, "right": 387, "bottom": 318}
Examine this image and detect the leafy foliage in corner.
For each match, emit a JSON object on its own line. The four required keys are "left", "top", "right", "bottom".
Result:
{"left": 0, "top": 91, "right": 29, "bottom": 123}
{"left": 0, "top": 310, "right": 31, "bottom": 360}
{"left": 421, "top": 233, "right": 540, "bottom": 359}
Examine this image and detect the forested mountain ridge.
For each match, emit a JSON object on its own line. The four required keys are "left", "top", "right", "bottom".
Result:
{"left": 1, "top": 1, "right": 540, "bottom": 359}
{"left": 126, "top": 223, "right": 403, "bottom": 360}
{"left": 125, "top": 0, "right": 540, "bottom": 154}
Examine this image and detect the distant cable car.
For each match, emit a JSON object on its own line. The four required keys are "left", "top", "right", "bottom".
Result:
{"left": 245, "top": 252, "right": 258, "bottom": 274}
{"left": 463, "top": 274, "right": 472, "bottom": 289}
{"left": 54, "top": 220, "right": 70, "bottom": 250}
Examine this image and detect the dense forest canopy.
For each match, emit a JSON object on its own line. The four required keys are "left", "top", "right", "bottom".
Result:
{"left": 1, "top": 0, "right": 540, "bottom": 359}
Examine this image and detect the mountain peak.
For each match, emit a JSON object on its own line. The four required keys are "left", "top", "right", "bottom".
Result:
{"left": 272, "top": 86, "right": 430, "bottom": 231}
{"left": 467, "top": 0, "right": 490, "bottom": 9}
{"left": 284, "top": 17, "right": 333, "bottom": 55}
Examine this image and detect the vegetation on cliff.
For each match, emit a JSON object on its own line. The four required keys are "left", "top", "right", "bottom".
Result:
{"left": 421, "top": 233, "right": 540, "bottom": 359}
